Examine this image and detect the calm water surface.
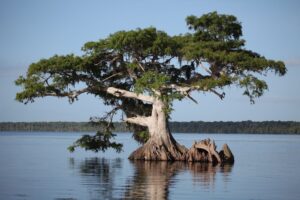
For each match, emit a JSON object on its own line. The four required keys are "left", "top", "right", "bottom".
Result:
{"left": 0, "top": 132, "right": 300, "bottom": 200}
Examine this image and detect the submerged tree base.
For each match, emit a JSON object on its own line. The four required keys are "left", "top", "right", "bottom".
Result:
{"left": 128, "top": 138, "right": 187, "bottom": 161}
{"left": 129, "top": 138, "right": 234, "bottom": 164}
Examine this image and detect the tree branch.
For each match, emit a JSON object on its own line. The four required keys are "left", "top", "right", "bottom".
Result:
{"left": 210, "top": 89, "right": 225, "bottom": 100}
{"left": 164, "top": 84, "right": 198, "bottom": 103}
{"left": 199, "top": 61, "right": 212, "bottom": 75}
{"left": 105, "top": 87, "right": 154, "bottom": 103}
{"left": 168, "top": 84, "right": 191, "bottom": 93}
{"left": 44, "top": 85, "right": 154, "bottom": 104}
{"left": 133, "top": 58, "right": 145, "bottom": 71}
{"left": 164, "top": 84, "right": 225, "bottom": 102}
{"left": 124, "top": 115, "right": 150, "bottom": 127}
{"left": 45, "top": 87, "right": 89, "bottom": 101}
{"left": 187, "top": 94, "right": 198, "bottom": 104}
{"left": 101, "top": 72, "right": 122, "bottom": 82}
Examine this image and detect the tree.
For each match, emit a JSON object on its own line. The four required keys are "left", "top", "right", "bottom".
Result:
{"left": 16, "top": 12, "right": 286, "bottom": 162}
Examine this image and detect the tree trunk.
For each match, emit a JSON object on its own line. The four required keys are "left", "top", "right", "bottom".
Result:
{"left": 128, "top": 99, "right": 234, "bottom": 163}
{"left": 129, "top": 99, "right": 187, "bottom": 161}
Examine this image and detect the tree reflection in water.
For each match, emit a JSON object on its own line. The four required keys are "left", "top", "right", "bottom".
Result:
{"left": 69, "top": 158, "right": 233, "bottom": 200}
{"left": 69, "top": 157, "right": 123, "bottom": 200}
{"left": 125, "top": 161, "right": 233, "bottom": 199}
{"left": 125, "top": 161, "right": 180, "bottom": 200}
{"left": 187, "top": 162, "right": 233, "bottom": 189}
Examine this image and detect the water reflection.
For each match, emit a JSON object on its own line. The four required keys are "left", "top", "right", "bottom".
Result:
{"left": 126, "top": 161, "right": 233, "bottom": 199}
{"left": 187, "top": 162, "right": 233, "bottom": 189}
{"left": 69, "top": 158, "right": 233, "bottom": 200}
{"left": 69, "top": 157, "right": 122, "bottom": 200}
{"left": 125, "top": 161, "right": 181, "bottom": 200}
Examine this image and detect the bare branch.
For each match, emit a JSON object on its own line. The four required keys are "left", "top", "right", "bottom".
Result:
{"left": 165, "top": 84, "right": 198, "bottom": 104}
{"left": 199, "top": 61, "right": 212, "bottom": 75}
{"left": 101, "top": 72, "right": 122, "bottom": 82}
{"left": 105, "top": 87, "right": 154, "bottom": 103}
{"left": 110, "top": 54, "right": 122, "bottom": 63}
{"left": 100, "top": 106, "right": 121, "bottom": 124}
{"left": 133, "top": 58, "right": 145, "bottom": 71}
{"left": 210, "top": 89, "right": 225, "bottom": 100}
{"left": 168, "top": 84, "right": 191, "bottom": 93}
{"left": 124, "top": 115, "right": 150, "bottom": 127}
{"left": 187, "top": 94, "right": 198, "bottom": 104}
{"left": 164, "top": 83, "right": 225, "bottom": 102}
{"left": 163, "top": 56, "right": 175, "bottom": 64}
{"left": 45, "top": 87, "right": 89, "bottom": 101}
{"left": 44, "top": 85, "right": 154, "bottom": 105}
{"left": 137, "top": 62, "right": 145, "bottom": 71}
{"left": 126, "top": 68, "right": 138, "bottom": 80}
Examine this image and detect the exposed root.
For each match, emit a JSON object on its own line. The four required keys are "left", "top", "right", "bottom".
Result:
{"left": 187, "top": 139, "right": 221, "bottom": 163}
{"left": 128, "top": 139, "right": 187, "bottom": 161}
{"left": 187, "top": 139, "right": 234, "bottom": 164}
{"left": 129, "top": 137, "right": 234, "bottom": 164}
{"left": 219, "top": 143, "right": 234, "bottom": 164}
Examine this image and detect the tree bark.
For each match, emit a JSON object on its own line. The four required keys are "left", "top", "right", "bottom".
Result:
{"left": 94, "top": 86, "right": 234, "bottom": 163}
{"left": 128, "top": 98, "right": 234, "bottom": 163}
{"left": 129, "top": 99, "right": 187, "bottom": 161}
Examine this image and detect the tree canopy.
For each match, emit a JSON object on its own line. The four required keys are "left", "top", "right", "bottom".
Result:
{"left": 16, "top": 12, "right": 286, "bottom": 153}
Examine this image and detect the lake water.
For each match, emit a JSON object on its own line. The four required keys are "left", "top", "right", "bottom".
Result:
{"left": 0, "top": 132, "right": 300, "bottom": 200}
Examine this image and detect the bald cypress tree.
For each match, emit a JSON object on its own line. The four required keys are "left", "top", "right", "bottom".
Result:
{"left": 16, "top": 12, "right": 286, "bottom": 161}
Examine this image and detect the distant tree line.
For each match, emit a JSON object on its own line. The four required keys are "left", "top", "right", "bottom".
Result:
{"left": 0, "top": 122, "right": 123, "bottom": 132}
{"left": 170, "top": 121, "right": 300, "bottom": 134}
{"left": 0, "top": 121, "right": 299, "bottom": 134}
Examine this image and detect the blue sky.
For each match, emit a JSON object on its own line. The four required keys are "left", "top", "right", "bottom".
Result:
{"left": 0, "top": 0, "right": 299, "bottom": 122}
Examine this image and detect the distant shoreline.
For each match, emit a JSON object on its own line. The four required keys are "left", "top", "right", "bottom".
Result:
{"left": 1, "top": 121, "right": 299, "bottom": 134}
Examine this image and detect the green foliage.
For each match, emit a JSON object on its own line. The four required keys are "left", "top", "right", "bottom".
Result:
{"left": 15, "top": 54, "right": 83, "bottom": 103}
{"left": 106, "top": 27, "right": 179, "bottom": 57}
{"left": 186, "top": 11, "right": 242, "bottom": 41}
{"left": 239, "top": 75, "right": 268, "bottom": 103}
{"left": 68, "top": 130, "right": 123, "bottom": 153}
{"left": 179, "top": 12, "right": 286, "bottom": 101}
{"left": 132, "top": 129, "right": 150, "bottom": 144}
{"left": 16, "top": 12, "right": 286, "bottom": 106}
{"left": 15, "top": 11, "right": 287, "bottom": 152}
{"left": 134, "top": 71, "right": 170, "bottom": 94}
{"left": 192, "top": 75, "right": 233, "bottom": 90}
